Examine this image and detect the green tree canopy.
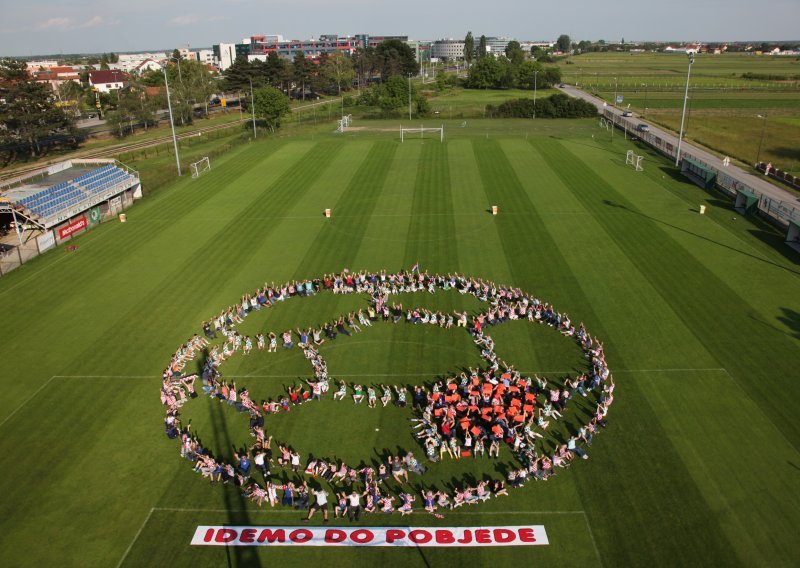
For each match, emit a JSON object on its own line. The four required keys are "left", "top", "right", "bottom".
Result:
{"left": 374, "top": 39, "right": 419, "bottom": 79}
{"left": 0, "top": 58, "right": 80, "bottom": 163}
{"left": 505, "top": 41, "right": 526, "bottom": 66}
{"left": 252, "top": 86, "right": 290, "bottom": 132}
{"left": 318, "top": 51, "right": 355, "bottom": 94}
{"left": 464, "top": 32, "right": 475, "bottom": 65}
{"left": 556, "top": 34, "right": 571, "bottom": 53}
{"left": 478, "top": 35, "right": 488, "bottom": 59}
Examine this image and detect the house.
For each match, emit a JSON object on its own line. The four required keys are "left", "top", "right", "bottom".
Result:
{"left": 34, "top": 66, "right": 81, "bottom": 91}
{"left": 88, "top": 69, "right": 128, "bottom": 93}
{"left": 134, "top": 59, "right": 162, "bottom": 74}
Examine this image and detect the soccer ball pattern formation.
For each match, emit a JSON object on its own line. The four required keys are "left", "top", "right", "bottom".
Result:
{"left": 160, "top": 269, "right": 615, "bottom": 513}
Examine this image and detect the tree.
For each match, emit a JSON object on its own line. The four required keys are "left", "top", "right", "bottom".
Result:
{"left": 264, "top": 52, "right": 290, "bottom": 91}
{"left": 517, "top": 61, "right": 542, "bottom": 90}
{"left": 0, "top": 59, "right": 80, "bottom": 163}
{"left": 252, "top": 86, "right": 290, "bottom": 132}
{"left": 292, "top": 52, "right": 313, "bottom": 99}
{"left": 464, "top": 32, "right": 475, "bottom": 66}
{"left": 505, "top": 40, "right": 526, "bottom": 66}
{"left": 374, "top": 39, "right": 419, "bottom": 79}
{"left": 466, "top": 55, "right": 502, "bottom": 88}
{"left": 319, "top": 51, "right": 355, "bottom": 95}
{"left": 556, "top": 34, "right": 571, "bottom": 53}
{"left": 222, "top": 56, "right": 254, "bottom": 92}
{"left": 478, "top": 35, "right": 488, "bottom": 59}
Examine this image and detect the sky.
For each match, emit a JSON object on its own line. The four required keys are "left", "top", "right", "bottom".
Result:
{"left": 0, "top": 0, "right": 797, "bottom": 56}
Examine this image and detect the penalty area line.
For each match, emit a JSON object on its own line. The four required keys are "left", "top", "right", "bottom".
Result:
{"left": 116, "top": 507, "right": 155, "bottom": 568}
{"left": 0, "top": 375, "right": 57, "bottom": 430}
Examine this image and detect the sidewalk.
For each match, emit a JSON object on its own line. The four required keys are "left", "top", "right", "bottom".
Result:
{"left": 557, "top": 84, "right": 800, "bottom": 210}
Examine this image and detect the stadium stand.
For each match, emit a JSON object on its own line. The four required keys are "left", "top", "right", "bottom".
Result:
{"left": 13, "top": 164, "right": 137, "bottom": 222}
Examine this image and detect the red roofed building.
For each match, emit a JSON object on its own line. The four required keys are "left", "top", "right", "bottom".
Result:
{"left": 88, "top": 69, "right": 128, "bottom": 93}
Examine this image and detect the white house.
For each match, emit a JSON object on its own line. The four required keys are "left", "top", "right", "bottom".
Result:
{"left": 134, "top": 59, "right": 162, "bottom": 74}
{"left": 88, "top": 69, "right": 128, "bottom": 93}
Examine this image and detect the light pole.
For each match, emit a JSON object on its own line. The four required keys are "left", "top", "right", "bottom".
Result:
{"left": 675, "top": 52, "right": 694, "bottom": 166}
{"left": 408, "top": 73, "right": 412, "bottom": 121}
{"left": 162, "top": 64, "right": 181, "bottom": 176}
{"left": 533, "top": 69, "right": 539, "bottom": 118}
{"left": 756, "top": 114, "right": 768, "bottom": 165}
{"left": 642, "top": 83, "right": 648, "bottom": 117}
{"left": 613, "top": 76, "right": 618, "bottom": 108}
{"left": 249, "top": 78, "right": 256, "bottom": 139}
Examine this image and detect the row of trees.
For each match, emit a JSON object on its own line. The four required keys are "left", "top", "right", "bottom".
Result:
{"left": 0, "top": 59, "right": 81, "bottom": 164}
{"left": 466, "top": 57, "right": 561, "bottom": 90}
{"left": 488, "top": 93, "right": 597, "bottom": 118}
{"left": 221, "top": 39, "right": 419, "bottom": 97}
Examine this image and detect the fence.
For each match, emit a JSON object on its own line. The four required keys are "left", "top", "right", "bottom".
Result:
{"left": 603, "top": 109, "right": 800, "bottom": 229}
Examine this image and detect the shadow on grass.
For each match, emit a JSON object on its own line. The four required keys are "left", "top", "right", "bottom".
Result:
{"left": 601, "top": 199, "right": 800, "bottom": 275}
{"left": 207, "top": 396, "right": 261, "bottom": 568}
{"left": 777, "top": 307, "right": 800, "bottom": 340}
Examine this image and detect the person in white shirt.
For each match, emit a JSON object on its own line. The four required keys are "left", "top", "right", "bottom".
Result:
{"left": 305, "top": 487, "right": 330, "bottom": 523}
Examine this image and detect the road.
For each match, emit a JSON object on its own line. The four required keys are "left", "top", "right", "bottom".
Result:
{"left": 557, "top": 84, "right": 800, "bottom": 208}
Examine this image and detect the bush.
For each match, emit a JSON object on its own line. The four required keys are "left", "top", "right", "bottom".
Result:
{"left": 495, "top": 94, "right": 598, "bottom": 118}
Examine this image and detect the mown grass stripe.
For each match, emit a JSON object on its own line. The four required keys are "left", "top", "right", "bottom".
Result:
{"left": 530, "top": 137, "right": 799, "bottom": 450}
{"left": 472, "top": 137, "right": 741, "bottom": 568}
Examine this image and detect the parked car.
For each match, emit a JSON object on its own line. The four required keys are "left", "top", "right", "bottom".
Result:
{"left": 622, "top": 111, "right": 633, "bottom": 117}
{"left": 637, "top": 123, "right": 649, "bottom": 132}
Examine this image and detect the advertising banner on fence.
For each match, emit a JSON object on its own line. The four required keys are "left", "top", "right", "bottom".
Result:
{"left": 36, "top": 231, "right": 55, "bottom": 253}
{"left": 192, "top": 525, "right": 548, "bottom": 547}
{"left": 58, "top": 217, "right": 87, "bottom": 240}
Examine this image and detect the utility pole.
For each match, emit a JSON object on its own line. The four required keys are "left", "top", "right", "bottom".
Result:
{"left": 408, "top": 73, "right": 412, "bottom": 121}
{"left": 533, "top": 70, "right": 539, "bottom": 118}
{"left": 249, "top": 78, "right": 257, "bottom": 139}
{"left": 675, "top": 52, "right": 694, "bottom": 166}
{"left": 162, "top": 64, "right": 181, "bottom": 176}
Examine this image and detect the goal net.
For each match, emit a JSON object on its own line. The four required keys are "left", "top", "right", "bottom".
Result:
{"left": 336, "top": 114, "right": 353, "bottom": 133}
{"left": 190, "top": 157, "right": 211, "bottom": 178}
{"left": 400, "top": 125, "right": 444, "bottom": 142}
{"left": 625, "top": 150, "right": 644, "bottom": 172}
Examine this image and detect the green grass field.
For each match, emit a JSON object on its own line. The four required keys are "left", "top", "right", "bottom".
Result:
{"left": 0, "top": 119, "right": 798, "bottom": 567}
{"left": 557, "top": 52, "right": 800, "bottom": 177}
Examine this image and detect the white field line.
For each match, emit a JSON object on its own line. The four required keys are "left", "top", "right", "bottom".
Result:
{"left": 0, "top": 375, "right": 56, "bottom": 429}
{"left": 116, "top": 506, "right": 154, "bottom": 568}
{"left": 582, "top": 511, "right": 604, "bottom": 568}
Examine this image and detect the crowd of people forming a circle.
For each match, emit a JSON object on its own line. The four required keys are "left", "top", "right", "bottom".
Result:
{"left": 161, "top": 269, "right": 614, "bottom": 521}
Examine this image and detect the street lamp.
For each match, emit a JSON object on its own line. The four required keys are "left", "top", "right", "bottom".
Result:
{"left": 675, "top": 52, "right": 695, "bottom": 166}
{"left": 641, "top": 83, "right": 648, "bottom": 117}
{"left": 756, "top": 114, "right": 768, "bottom": 165}
{"left": 613, "top": 76, "right": 618, "bottom": 108}
{"left": 162, "top": 64, "right": 181, "bottom": 176}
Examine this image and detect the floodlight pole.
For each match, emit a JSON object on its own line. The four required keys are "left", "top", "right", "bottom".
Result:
{"left": 756, "top": 114, "right": 768, "bottom": 165}
{"left": 675, "top": 52, "right": 694, "bottom": 166}
{"left": 533, "top": 70, "right": 539, "bottom": 118}
{"left": 408, "top": 73, "right": 412, "bottom": 121}
{"left": 162, "top": 64, "right": 182, "bottom": 176}
{"left": 249, "top": 78, "right": 257, "bottom": 139}
{"left": 642, "top": 83, "right": 648, "bottom": 117}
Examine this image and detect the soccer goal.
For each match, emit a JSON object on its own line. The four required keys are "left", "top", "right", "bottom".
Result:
{"left": 190, "top": 156, "right": 211, "bottom": 178}
{"left": 625, "top": 150, "right": 644, "bottom": 172}
{"left": 336, "top": 114, "right": 353, "bottom": 133}
{"left": 400, "top": 125, "right": 444, "bottom": 142}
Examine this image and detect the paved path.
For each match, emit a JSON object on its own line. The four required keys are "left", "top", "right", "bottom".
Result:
{"left": 557, "top": 84, "right": 800, "bottom": 208}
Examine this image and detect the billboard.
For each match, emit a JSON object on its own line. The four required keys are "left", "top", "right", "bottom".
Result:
{"left": 58, "top": 217, "right": 87, "bottom": 240}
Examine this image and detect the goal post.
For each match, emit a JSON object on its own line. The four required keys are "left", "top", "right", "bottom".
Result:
{"left": 190, "top": 157, "right": 211, "bottom": 178}
{"left": 625, "top": 150, "right": 644, "bottom": 172}
{"left": 400, "top": 125, "right": 444, "bottom": 142}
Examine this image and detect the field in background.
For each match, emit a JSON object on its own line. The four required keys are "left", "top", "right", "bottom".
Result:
{"left": 0, "top": 119, "right": 798, "bottom": 567}
{"left": 560, "top": 52, "right": 800, "bottom": 176}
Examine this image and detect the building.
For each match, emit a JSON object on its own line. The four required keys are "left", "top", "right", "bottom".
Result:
{"left": 431, "top": 39, "right": 466, "bottom": 61}
{"left": 26, "top": 60, "right": 59, "bottom": 71}
{"left": 213, "top": 42, "right": 250, "bottom": 71}
{"left": 88, "top": 70, "right": 128, "bottom": 93}
{"left": 34, "top": 66, "right": 81, "bottom": 92}
{"left": 246, "top": 35, "right": 360, "bottom": 61}
{"left": 484, "top": 37, "right": 514, "bottom": 57}
{"left": 196, "top": 49, "right": 214, "bottom": 66}
{"left": 133, "top": 59, "right": 162, "bottom": 74}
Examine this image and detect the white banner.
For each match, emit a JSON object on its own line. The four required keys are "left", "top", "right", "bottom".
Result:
{"left": 36, "top": 231, "right": 55, "bottom": 253}
{"left": 191, "top": 525, "right": 548, "bottom": 547}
